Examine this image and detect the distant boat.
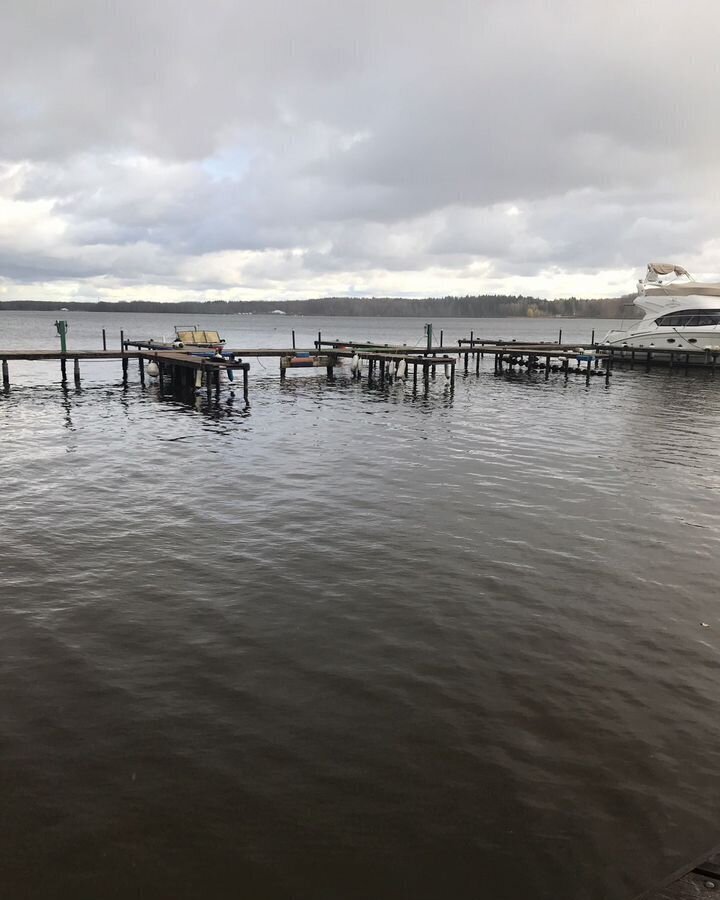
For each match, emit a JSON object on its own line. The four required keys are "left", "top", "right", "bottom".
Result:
{"left": 271, "top": 309, "right": 287, "bottom": 315}
{"left": 60, "top": 307, "right": 69, "bottom": 311}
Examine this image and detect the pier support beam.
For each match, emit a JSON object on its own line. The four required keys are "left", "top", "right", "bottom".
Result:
{"left": 2, "top": 358, "right": 9, "bottom": 391}
{"left": 138, "top": 355, "right": 145, "bottom": 385}
{"left": 122, "top": 354, "right": 129, "bottom": 385}
{"left": 242, "top": 367, "right": 249, "bottom": 403}
{"left": 73, "top": 357, "right": 81, "bottom": 386}
{"left": 60, "top": 356, "right": 67, "bottom": 382}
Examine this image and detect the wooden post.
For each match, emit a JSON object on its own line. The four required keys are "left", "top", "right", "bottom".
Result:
{"left": 317, "top": 331, "right": 322, "bottom": 352}
{"left": 440, "top": 330, "right": 444, "bottom": 349}
{"left": 326, "top": 362, "right": 334, "bottom": 379}
{"left": 280, "top": 358, "right": 286, "bottom": 381}
{"left": 563, "top": 357, "right": 569, "bottom": 380}
{"left": 102, "top": 328, "right": 107, "bottom": 351}
{"left": 379, "top": 359, "right": 385, "bottom": 385}
{"left": 60, "top": 357, "right": 67, "bottom": 382}
{"left": 545, "top": 355, "right": 550, "bottom": 380}
{"left": 450, "top": 361, "right": 455, "bottom": 390}
{"left": 242, "top": 366, "right": 249, "bottom": 403}
{"left": 122, "top": 355, "right": 128, "bottom": 384}
{"left": 73, "top": 357, "right": 81, "bottom": 386}
{"left": 558, "top": 328, "right": 563, "bottom": 344}
{"left": 292, "top": 330, "right": 296, "bottom": 349}
{"left": 413, "top": 362, "right": 417, "bottom": 390}
{"left": 138, "top": 355, "right": 145, "bottom": 385}
{"left": 205, "top": 367, "right": 211, "bottom": 400}
{"left": 605, "top": 360, "right": 611, "bottom": 384}
{"left": 120, "top": 330, "right": 124, "bottom": 351}
{"left": 585, "top": 357, "right": 592, "bottom": 384}
{"left": 1, "top": 359, "right": 8, "bottom": 391}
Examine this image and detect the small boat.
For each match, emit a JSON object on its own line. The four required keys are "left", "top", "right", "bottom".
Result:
{"left": 171, "top": 325, "right": 225, "bottom": 348}
{"left": 603, "top": 264, "right": 720, "bottom": 350}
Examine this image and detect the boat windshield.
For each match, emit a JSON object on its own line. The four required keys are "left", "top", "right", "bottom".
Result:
{"left": 655, "top": 309, "right": 720, "bottom": 327}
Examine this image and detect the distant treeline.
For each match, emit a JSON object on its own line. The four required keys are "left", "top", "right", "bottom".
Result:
{"left": 0, "top": 294, "right": 638, "bottom": 317}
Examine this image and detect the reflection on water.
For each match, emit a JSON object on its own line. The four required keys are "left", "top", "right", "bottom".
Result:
{"left": 2, "top": 314, "right": 720, "bottom": 899}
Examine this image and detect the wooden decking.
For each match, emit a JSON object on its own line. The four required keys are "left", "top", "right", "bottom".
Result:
{"left": 637, "top": 850, "right": 720, "bottom": 899}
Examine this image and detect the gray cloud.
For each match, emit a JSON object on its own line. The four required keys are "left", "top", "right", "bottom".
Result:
{"left": 1, "top": 0, "right": 720, "bottom": 301}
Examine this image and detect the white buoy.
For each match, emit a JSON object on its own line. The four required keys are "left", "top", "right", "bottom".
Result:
{"left": 397, "top": 359, "right": 407, "bottom": 380}
{"left": 444, "top": 363, "right": 451, "bottom": 379}
{"left": 147, "top": 361, "right": 160, "bottom": 378}
{"left": 351, "top": 354, "right": 360, "bottom": 374}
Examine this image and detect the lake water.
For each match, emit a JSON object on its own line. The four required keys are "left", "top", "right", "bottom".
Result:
{"left": 2, "top": 311, "right": 720, "bottom": 899}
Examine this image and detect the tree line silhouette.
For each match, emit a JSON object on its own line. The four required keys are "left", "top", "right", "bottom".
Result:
{"left": 0, "top": 294, "right": 638, "bottom": 317}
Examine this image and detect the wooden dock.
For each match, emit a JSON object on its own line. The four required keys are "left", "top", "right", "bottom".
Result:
{"left": 0, "top": 349, "right": 251, "bottom": 402}
{"left": 11, "top": 319, "right": 718, "bottom": 408}
{"left": 636, "top": 847, "right": 720, "bottom": 899}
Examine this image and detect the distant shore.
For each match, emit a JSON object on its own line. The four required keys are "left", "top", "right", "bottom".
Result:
{"left": 0, "top": 295, "right": 639, "bottom": 318}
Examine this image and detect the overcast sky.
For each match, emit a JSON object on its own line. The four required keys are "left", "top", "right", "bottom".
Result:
{"left": 2, "top": 0, "right": 720, "bottom": 303}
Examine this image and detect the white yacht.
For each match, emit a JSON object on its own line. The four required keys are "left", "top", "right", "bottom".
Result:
{"left": 603, "top": 263, "right": 720, "bottom": 351}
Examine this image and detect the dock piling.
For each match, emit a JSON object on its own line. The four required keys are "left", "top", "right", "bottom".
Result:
{"left": 102, "top": 329, "right": 107, "bottom": 351}
{"left": 73, "top": 357, "right": 81, "bottom": 386}
{"left": 2, "top": 359, "right": 9, "bottom": 391}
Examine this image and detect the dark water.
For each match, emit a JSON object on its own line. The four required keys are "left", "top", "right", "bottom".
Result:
{"left": 2, "top": 312, "right": 720, "bottom": 899}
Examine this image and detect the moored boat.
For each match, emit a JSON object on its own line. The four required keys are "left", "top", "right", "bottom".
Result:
{"left": 603, "top": 264, "right": 720, "bottom": 351}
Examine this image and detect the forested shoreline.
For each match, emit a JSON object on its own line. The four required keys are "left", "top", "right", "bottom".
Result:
{"left": 0, "top": 294, "right": 638, "bottom": 317}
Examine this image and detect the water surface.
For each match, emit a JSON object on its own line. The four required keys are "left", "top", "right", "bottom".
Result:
{"left": 1, "top": 312, "right": 720, "bottom": 899}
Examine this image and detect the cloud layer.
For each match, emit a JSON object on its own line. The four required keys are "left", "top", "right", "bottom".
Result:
{"left": 2, "top": 0, "right": 720, "bottom": 302}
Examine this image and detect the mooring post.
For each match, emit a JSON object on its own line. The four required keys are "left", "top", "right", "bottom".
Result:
{"left": 605, "top": 360, "right": 611, "bottom": 384}
{"left": 205, "top": 366, "right": 211, "bottom": 400}
{"left": 102, "top": 328, "right": 107, "bottom": 351}
{"left": 317, "top": 331, "right": 322, "bottom": 352}
{"left": 122, "top": 354, "right": 129, "bottom": 384}
{"left": 292, "top": 330, "right": 296, "bottom": 350}
{"left": 563, "top": 357, "right": 569, "bottom": 380}
{"left": 73, "top": 357, "right": 81, "bottom": 386}
{"left": 586, "top": 357, "right": 592, "bottom": 384}
{"left": 558, "top": 328, "right": 563, "bottom": 344}
{"left": 545, "top": 355, "right": 550, "bottom": 380}
{"left": 242, "top": 366, "right": 249, "bottom": 403}
{"left": 280, "top": 358, "right": 286, "bottom": 381}
{"left": 413, "top": 361, "right": 417, "bottom": 390}
{"left": 138, "top": 355, "right": 145, "bottom": 384}
{"left": 326, "top": 361, "right": 334, "bottom": 379}
{"left": 120, "top": 330, "right": 124, "bottom": 351}
{"left": 60, "top": 357, "right": 67, "bottom": 382}
{"left": 450, "top": 360, "right": 455, "bottom": 390}
{"left": 1, "top": 358, "right": 9, "bottom": 391}
{"left": 591, "top": 329, "right": 595, "bottom": 345}
{"left": 379, "top": 359, "right": 385, "bottom": 385}
{"left": 440, "top": 330, "right": 444, "bottom": 349}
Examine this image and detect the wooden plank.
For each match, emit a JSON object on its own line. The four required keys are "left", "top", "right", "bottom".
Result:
{"left": 643, "top": 872, "right": 719, "bottom": 899}
{"left": 695, "top": 854, "right": 720, "bottom": 880}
